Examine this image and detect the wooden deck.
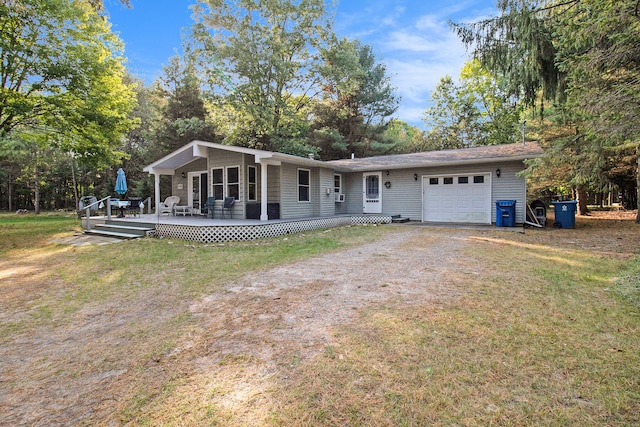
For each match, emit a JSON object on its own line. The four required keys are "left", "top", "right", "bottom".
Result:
{"left": 84, "top": 213, "right": 393, "bottom": 243}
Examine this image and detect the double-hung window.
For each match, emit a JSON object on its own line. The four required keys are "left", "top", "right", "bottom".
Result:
{"left": 212, "top": 168, "right": 224, "bottom": 200}
{"left": 298, "top": 169, "right": 310, "bottom": 202}
{"left": 226, "top": 166, "right": 239, "bottom": 200}
{"left": 247, "top": 165, "right": 257, "bottom": 201}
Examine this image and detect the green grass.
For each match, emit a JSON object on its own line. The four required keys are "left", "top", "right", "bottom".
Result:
{"left": 0, "top": 212, "right": 80, "bottom": 253}
{"left": 2, "top": 214, "right": 638, "bottom": 426}
{"left": 271, "top": 233, "right": 640, "bottom": 426}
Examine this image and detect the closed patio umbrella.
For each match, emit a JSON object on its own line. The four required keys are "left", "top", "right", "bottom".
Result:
{"left": 114, "top": 168, "right": 128, "bottom": 218}
{"left": 115, "top": 167, "right": 128, "bottom": 196}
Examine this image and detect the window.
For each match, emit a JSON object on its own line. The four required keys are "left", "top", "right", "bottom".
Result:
{"left": 473, "top": 175, "right": 485, "bottom": 184}
{"left": 298, "top": 169, "right": 310, "bottom": 202}
{"left": 429, "top": 178, "right": 439, "bottom": 185}
{"left": 443, "top": 177, "right": 453, "bottom": 184}
{"left": 334, "top": 174, "right": 342, "bottom": 193}
{"left": 212, "top": 168, "right": 223, "bottom": 200}
{"left": 458, "top": 176, "right": 469, "bottom": 184}
{"left": 226, "top": 166, "right": 239, "bottom": 200}
{"left": 365, "top": 174, "right": 380, "bottom": 199}
{"left": 248, "top": 165, "right": 257, "bottom": 201}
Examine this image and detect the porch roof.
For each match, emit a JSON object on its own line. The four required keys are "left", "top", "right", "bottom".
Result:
{"left": 143, "top": 140, "right": 330, "bottom": 174}
{"left": 327, "top": 142, "right": 544, "bottom": 172}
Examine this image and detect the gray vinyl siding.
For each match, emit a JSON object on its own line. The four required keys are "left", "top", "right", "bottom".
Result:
{"left": 343, "top": 173, "right": 363, "bottom": 214}
{"left": 173, "top": 158, "right": 207, "bottom": 205}
{"left": 280, "top": 163, "right": 316, "bottom": 219}
{"left": 319, "top": 168, "right": 336, "bottom": 216}
{"left": 266, "top": 164, "right": 280, "bottom": 203}
{"left": 488, "top": 161, "right": 527, "bottom": 223}
{"left": 341, "top": 160, "right": 527, "bottom": 223}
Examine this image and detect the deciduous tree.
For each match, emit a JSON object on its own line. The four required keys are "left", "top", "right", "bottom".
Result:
{"left": 190, "top": 0, "right": 332, "bottom": 153}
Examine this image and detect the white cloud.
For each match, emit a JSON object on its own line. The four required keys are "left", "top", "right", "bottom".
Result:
{"left": 335, "top": 0, "right": 494, "bottom": 128}
{"left": 415, "top": 15, "right": 442, "bottom": 31}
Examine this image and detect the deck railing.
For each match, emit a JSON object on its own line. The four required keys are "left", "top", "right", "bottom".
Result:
{"left": 79, "top": 196, "right": 154, "bottom": 232}
{"left": 79, "top": 196, "right": 113, "bottom": 231}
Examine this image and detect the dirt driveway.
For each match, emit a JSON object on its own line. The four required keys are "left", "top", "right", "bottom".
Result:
{"left": 0, "top": 211, "right": 637, "bottom": 425}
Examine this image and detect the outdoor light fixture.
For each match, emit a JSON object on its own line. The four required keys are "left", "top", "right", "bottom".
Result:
{"left": 496, "top": 168, "right": 501, "bottom": 178}
{"left": 181, "top": 172, "right": 186, "bottom": 178}
{"left": 385, "top": 181, "right": 391, "bottom": 189}
{"left": 413, "top": 173, "right": 418, "bottom": 181}
{"left": 385, "top": 170, "right": 390, "bottom": 175}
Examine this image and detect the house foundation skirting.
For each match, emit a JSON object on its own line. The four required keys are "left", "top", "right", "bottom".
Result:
{"left": 155, "top": 215, "right": 392, "bottom": 243}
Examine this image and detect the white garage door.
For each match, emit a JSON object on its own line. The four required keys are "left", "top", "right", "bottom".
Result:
{"left": 422, "top": 174, "right": 491, "bottom": 223}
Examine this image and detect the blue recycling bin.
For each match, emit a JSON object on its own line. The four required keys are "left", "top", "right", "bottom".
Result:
{"left": 552, "top": 201, "right": 577, "bottom": 228}
{"left": 495, "top": 200, "right": 516, "bottom": 227}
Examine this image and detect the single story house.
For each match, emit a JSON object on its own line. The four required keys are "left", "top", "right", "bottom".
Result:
{"left": 143, "top": 140, "right": 543, "bottom": 225}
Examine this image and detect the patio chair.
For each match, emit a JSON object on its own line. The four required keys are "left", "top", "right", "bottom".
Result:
{"left": 159, "top": 196, "right": 180, "bottom": 215}
{"left": 127, "top": 197, "right": 142, "bottom": 217}
{"left": 221, "top": 196, "right": 235, "bottom": 219}
{"left": 202, "top": 197, "right": 215, "bottom": 219}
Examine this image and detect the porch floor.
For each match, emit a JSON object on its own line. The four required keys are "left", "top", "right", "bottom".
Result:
{"left": 90, "top": 213, "right": 360, "bottom": 227}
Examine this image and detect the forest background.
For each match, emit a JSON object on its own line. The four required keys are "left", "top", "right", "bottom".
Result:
{"left": 0, "top": 0, "right": 638, "bottom": 221}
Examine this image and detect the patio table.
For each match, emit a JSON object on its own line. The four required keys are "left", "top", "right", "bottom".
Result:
{"left": 173, "top": 205, "right": 193, "bottom": 216}
{"left": 110, "top": 200, "right": 129, "bottom": 218}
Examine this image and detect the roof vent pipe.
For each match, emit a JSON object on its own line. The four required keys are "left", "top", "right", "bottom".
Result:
{"left": 308, "top": 153, "right": 314, "bottom": 160}
{"left": 351, "top": 153, "right": 355, "bottom": 159}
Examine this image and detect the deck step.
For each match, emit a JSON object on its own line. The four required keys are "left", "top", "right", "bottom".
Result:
{"left": 85, "top": 221, "right": 155, "bottom": 240}
{"left": 98, "top": 223, "right": 154, "bottom": 234}
{"left": 85, "top": 229, "right": 142, "bottom": 239}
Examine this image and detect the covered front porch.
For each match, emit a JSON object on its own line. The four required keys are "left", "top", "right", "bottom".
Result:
{"left": 143, "top": 140, "right": 335, "bottom": 223}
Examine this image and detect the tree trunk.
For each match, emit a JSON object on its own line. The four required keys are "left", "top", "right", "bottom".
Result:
{"left": 70, "top": 155, "right": 79, "bottom": 210}
{"left": 34, "top": 149, "right": 40, "bottom": 214}
{"left": 576, "top": 185, "right": 588, "bottom": 215}
{"left": 7, "top": 173, "right": 13, "bottom": 212}
{"left": 636, "top": 144, "right": 640, "bottom": 224}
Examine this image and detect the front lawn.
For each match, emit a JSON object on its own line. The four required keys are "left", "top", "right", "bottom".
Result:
{"left": 0, "top": 211, "right": 638, "bottom": 426}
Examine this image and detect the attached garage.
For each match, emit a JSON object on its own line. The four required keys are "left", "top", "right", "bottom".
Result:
{"left": 422, "top": 173, "right": 491, "bottom": 223}
{"left": 328, "top": 142, "right": 543, "bottom": 225}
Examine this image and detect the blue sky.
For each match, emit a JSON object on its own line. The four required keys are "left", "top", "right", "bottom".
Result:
{"left": 106, "top": 0, "right": 496, "bottom": 129}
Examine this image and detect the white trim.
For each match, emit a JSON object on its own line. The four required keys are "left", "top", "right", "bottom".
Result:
{"left": 333, "top": 173, "right": 342, "bottom": 194}
{"left": 187, "top": 170, "right": 207, "bottom": 208}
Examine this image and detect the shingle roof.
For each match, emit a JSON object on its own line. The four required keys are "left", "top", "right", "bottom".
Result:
{"left": 326, "top": 142, "right": 543, "bottom": 172}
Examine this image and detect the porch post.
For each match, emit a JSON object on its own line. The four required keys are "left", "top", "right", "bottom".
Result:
{"left": 154, "top": 172, "right": 161, "bottom": 219}
{"left": 260, "top": 163, "right": 268, "bottom": 221}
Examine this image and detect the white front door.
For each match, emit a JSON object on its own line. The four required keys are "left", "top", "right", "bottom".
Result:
{"left": 363, "top": 172, "right": 382, "bottom": 214}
